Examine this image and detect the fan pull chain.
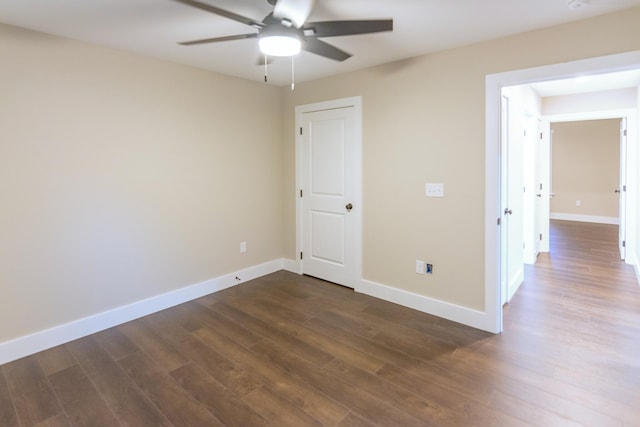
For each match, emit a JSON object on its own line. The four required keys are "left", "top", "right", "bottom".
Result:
{"left": 264, "top": 54, "right": 268, "bottom": 83}
{"left": 291, "top": 55, "right": 295, "bottom": 91}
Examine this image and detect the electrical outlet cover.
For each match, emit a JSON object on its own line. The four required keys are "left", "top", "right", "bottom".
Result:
{"left": 425, "top": 183, "right": 444, "bottom": 198}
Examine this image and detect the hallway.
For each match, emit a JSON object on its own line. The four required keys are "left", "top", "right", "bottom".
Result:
{"left": 499, "top": 219, "right": 640, "bottom": 425}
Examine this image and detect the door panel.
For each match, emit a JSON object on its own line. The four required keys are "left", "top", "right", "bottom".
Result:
{"left": 310, "top": 211, "right": 344, "bottom": 264}
{"left": 500, "top": 94, "right": 509, "bottom": 305}
{"left": 301, "top": 106, "right": 358, "bottom": 287}
{"left": 311, "top": 120, "right": 345, "bottom": 195}
{"left": 500, "top": 90, "right": 524, "bottom": 304}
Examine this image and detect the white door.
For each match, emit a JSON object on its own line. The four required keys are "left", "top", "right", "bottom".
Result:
{"left": 500, "top": 95, "right": 509, "bottom": 305}
{"left": 500, "top": 91, "right": 524, "bottom": 305}
{"left": 619, "top": 117, "right": 627, "bottom": 260}
{"left": 298, "top": 101, "right": 361, "bottom": 288}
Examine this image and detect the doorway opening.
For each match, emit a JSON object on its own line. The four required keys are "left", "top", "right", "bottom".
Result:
{"left": 485, "top": 50, "right": 640, "bottom": 333}
{"left": 501, "top": 106, "right": 631, "bottom": 307}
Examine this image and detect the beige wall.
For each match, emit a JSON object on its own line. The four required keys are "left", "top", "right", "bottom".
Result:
{"left": 282, "top": 8, "right": 640, "bottom": 311}
{"left": 551, "top": 120, "right": 620, "bottom": 218}
{"left": 0, "top": 24, "right": 284, "bottom": 343}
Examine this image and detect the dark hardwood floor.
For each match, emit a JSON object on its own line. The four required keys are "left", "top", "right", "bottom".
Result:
{"left": 2, "top": 220, "right": 640, "bottom": 426}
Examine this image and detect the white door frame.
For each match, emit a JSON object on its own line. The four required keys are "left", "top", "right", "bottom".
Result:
{"left": 485, "top": 50, "right": 640, "bottom": 333}
{"left": 537, "top": 119, "right": 551, "bottom": 255}
{"left": 543, "top": 112, "right": 634, "bottom": 246}
{"left": 294, "top": 96, "right": 363, "bottom": 287}
{"left": 620, "top": 117, "right": 628, "bottom": 260}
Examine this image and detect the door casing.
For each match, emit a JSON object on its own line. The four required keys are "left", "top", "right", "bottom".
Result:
{"left": 620, "top": 117, "right": 628, "bottom": 260}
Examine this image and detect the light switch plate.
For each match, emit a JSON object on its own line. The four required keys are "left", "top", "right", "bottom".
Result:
{"left": 425, "top": 183, "right": 444, "bottom": 197}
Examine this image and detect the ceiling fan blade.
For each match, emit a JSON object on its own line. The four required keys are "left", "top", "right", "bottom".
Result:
{"left": 273, "top": 0, "right": 315, "bottom": 28}
{"left": 303, "top": 38, "right": 352, "bottom": 62}
{"left": 178, "top": 33, "right": 258, "bottom": 46}
{"left": 304, "top": 19, "right": 393, "bottom": 37}
{"left": 172, "top": 0, "right": 264, "bottom": 29}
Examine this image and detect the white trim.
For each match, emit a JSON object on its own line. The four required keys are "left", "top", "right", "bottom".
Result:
{"left": 356, "top": 279, "right": 493, "bottom": 332}
{"left": 0, "top": 259, "right": 284, "bottom": 365}
{"left": 550, "top": 212, "right": 619, "bottom": 224}
{"left": 486, "top": 50, "right": 640, "bottom": 334}
{"left": 294, "top": 96, "right": 363, "bottom": 289}
{"left": 282, "top": 258, "right": 301, "bottom": 274}
{"left": 507, "top": 269, "right": 524, "bottom": 302}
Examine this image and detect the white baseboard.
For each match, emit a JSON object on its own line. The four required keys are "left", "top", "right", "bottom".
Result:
{"left": 282, "top": 258, "right": 301, "bottom": 274}
{"left": 550, "top": 212, "right": 619, "bottom": 225}
{"left": 281, "top": 265, "right": 491, "bottom": 331}
{"left": 0, "top": 259, "right": 284, "bottom": 365}
{"left": 356, "top": 279, "right": 492, "bottom": 332}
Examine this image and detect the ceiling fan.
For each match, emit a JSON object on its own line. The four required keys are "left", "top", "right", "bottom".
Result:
{"left": 172, "top": 0, "right": 393, "bottom": 62}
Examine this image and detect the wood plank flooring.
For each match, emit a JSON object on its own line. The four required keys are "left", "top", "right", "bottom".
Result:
{"left": 2, "top": 220, "right": 640, "bottom": 426}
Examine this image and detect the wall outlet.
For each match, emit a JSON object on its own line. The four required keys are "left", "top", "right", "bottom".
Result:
{"left": 576, "top": 200, "right": 581, "bottom": 207}
{"left": 425, "top": 183, "right": 444, "bottom": 198}
{"left": 415, "top": 260, "right": 425, "bottom": 275}
{"left": 240, "top": 241, "right": 247, "bottom": 253}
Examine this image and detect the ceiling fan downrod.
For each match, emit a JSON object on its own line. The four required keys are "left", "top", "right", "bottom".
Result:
{"left": 291, "top": 55, "right": 295, "bottom": 91}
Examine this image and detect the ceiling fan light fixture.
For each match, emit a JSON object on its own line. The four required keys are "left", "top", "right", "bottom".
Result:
{"left": 259, "top": 34, "right": 301, "bottom": 56}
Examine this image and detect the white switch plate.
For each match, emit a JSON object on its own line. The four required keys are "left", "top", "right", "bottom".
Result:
{"left": 425, "top": 183, "right": 444, "bottom": 197}
{"left": 415, "top": 260, "right": 425, "bottom": 275}
{"left": 240, "top": 241, "right": 247, "bottom": 253}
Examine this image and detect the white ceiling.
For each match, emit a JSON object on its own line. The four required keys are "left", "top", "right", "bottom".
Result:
{"left": 2, "top": 0, "right": 640, "bottom": 87}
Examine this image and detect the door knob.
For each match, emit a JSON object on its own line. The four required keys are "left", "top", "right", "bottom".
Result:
{"left": 504, "top": 208, "right": 513, "bottom": 215}
{"left": 346, "top": 203, "right": 353, "bottom": 212}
